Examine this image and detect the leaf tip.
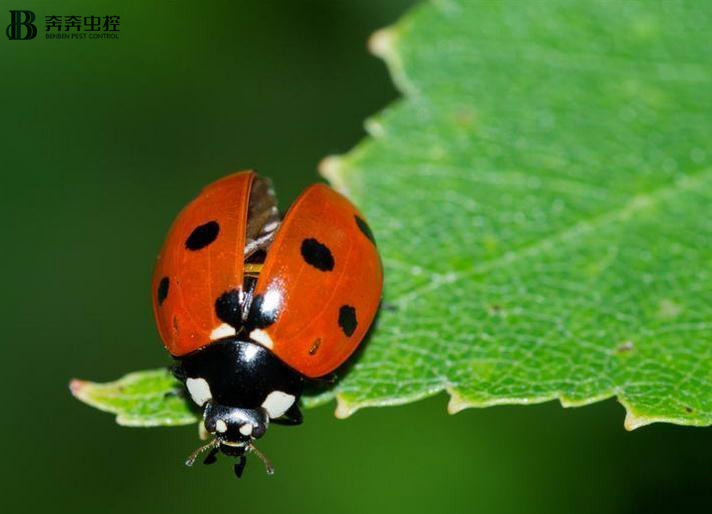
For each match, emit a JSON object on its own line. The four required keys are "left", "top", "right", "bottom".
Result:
{"left": 368, "top": 24, "right": 414, "bottom": 95}
{"left": 623, "top": 410, "right": 651, "bottom": 431}
{"left": 368, "top": 28, "right": 396, "bottom": 60}
{"left": 364, "top": 117, "right": 386, "bottom": 138}
{"left": 318, "top": 155, "right": 349, "bottom": 195}
{"left": 69, "top": 378, "right": 88, "bottom": 399}
{"left": 446, "top": 387, "right": 471, "bottom": 415}
{"left": 334, "top": 393, "right": 358, "bottom": 419}
{"left": 620, "top": 399, "right": 654, "bottom": 431}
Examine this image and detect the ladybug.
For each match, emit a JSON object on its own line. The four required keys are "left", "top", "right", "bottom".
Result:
{"left": 152, "top": 171, "right": 382, "bottom": 477}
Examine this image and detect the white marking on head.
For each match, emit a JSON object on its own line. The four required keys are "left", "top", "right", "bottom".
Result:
{"left": 261, "top": 391, "right": 296, "bottom": 419}
{"left": 239, "top": 424, "right": 253, "bottom": 436}
{"left": 210, "top": 323, "right": 236, "bottom": 341}
{"left": 250, "top": 328, "right": 274, "bottom": 349}
{"left": 215, "top": 419, "right": 228, "bottom": 433}
{"left": 185, "top": 377, "right": 212, "bottom": 406}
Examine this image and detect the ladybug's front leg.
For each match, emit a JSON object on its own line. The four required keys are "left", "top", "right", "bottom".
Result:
{"left": 170, "top": 364, "right": 186, "bottom": 382}
{"left": 271, "top": 403, "right": 303, "bottom": 425}
{"left": 234, "top": 455, "right": 247, "bottom": 478}
{"left": 203, "top": 446, "right": 219, "bottom": 465}
{"left": 165, "top": 365, "right": 190, "bottom": 400}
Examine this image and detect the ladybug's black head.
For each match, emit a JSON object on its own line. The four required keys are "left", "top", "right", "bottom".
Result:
{"left": 182, "top": 402, "right": 274, "bottom": 478}
{"left": 184, "top": 402, "right": 274, "bottom": 478}
{"left": 203, "top": 402, "right": 269, "bottom": 444}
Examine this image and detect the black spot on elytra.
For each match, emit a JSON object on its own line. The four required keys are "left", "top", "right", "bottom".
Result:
{"left": 157, "top": 277, "right": 170, "bottom": 305}
{"left": 215, "top": 289, "right": 242, "bottom": 328}
{"left": 247, "top": 293, "right": 280, "bottom": 329}
{"left": 186, "top": 221, "right": 220, "bottom": 250}
{"left": 338, "top": 305, "right": 357, "bottom": 337}
{"left": 301, "top": 238, "right": 334, "bottom": 271}
{"left": 355, "top": 215, "right": 376, "bottom": 244}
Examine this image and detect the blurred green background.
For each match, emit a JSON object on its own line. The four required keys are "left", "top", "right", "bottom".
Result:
{"left": 2, "top": 1, "right": 710, "bottom": 513}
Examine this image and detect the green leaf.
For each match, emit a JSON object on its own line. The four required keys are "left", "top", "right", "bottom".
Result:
{"left": 69, "top": 370, "right": 197, "bottom": 427}
{"left": 318, "top": 0, "right": 712, "bottom": 428}
{"left": 71, "top": 0, "right": 712, "bottom": 430}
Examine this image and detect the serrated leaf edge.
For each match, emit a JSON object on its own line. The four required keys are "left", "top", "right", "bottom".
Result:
{"left": 316, "top": 7, "right": 712, "bottom": 429}
{"left": 335, "top": 385, "right": 712, "bottom": 431}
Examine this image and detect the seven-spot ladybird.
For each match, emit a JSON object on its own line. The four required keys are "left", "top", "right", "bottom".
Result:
{"left": 152, "top": 171, "right": 382, "bottom": 477}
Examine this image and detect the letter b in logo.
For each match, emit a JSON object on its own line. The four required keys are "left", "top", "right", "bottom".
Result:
{"left": 6, "top": 10, "right": 37, "bottom": 40}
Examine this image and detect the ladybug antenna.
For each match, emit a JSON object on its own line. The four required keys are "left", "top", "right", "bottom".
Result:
{"left": 248, "top": 443, "right": 275, "bottom": 475}
{"left": 185, "top": 439, "right": 219, "bottom": 467}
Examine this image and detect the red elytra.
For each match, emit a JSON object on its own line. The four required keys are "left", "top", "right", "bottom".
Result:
{"left": 151, "top": 171, "right": 382, "bottom": 378}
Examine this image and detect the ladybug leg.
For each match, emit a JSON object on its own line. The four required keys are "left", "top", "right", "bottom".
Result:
{"left": 166, "top": 365, "right": 190, "bottom": 400}
{"left": 248, "top": 444, "right": 275, "bottom": 475}
{"left": 170, "top": 365, "right": 188, "bottom": 385}
{"left": 271, "top": 403, "right": 303, "bottom": 426}
{"left": 170, "top": 364, "right": 185, "bottom": 380}
{"left": 233, "top": 455, "right": 247, "bottom": 478}
{"left": 162, "top": 388, "right": 186, "bottom": 400}
{"left": 185, "top": 439, "right": 219, "bottom": 467}
{"left": 203, "top": 447, "right": 219, "bottom": 465}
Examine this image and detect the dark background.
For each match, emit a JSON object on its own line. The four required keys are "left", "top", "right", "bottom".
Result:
{"left": 2, "top": 1, "right": 710, "bottom": 513}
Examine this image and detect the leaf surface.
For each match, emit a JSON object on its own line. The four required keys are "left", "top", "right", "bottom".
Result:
{"left": 70, "top": 371, "right": 197, "bottom": 427}
{"left": 318, "top": 0, "right": 712, "bottom": 428}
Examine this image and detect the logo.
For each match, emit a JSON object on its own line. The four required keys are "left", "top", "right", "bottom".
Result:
{"left": 6, "top": 10, "right": 37, "bottom": 40}
{"left": 44, "top": 15, "right": 120, "bottom": 39}
{"left": 5, "top": 12, "right": 120, "bottom": 41}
